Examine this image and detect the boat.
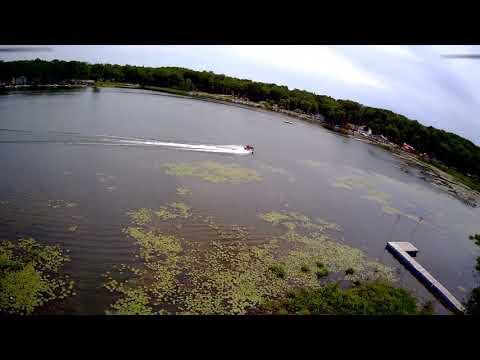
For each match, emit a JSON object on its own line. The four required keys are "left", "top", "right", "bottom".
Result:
{"left": 283, "top": 120, "right": 294, "bottom": 124}
{"left": 244, "top": 144, "right": 254, "bottom": 153}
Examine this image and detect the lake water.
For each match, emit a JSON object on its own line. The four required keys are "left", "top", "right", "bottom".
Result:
{"left": 1, "top": 87, "right": 478, "bottom": 314}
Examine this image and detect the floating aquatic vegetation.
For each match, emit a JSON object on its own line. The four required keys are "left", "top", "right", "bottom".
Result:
{"left": 105, "top": 286, "right": 156, "bottom": 315}
{"left": 260, "top": 211, "right": 341, "bottom": 234}
{"left": 47, "top": 200, "right": 78, "bottom": 209}
{"left": 332, "top": 178, "right": 354, "bottom": 190}
{"left": 260, "top": 211, "right": 291, "bottom": 225}
{"left": 332, "top": 176, "right": 421, "bottom": 223}
{"left": 154, "top": 202, "right": 191, "bottom": 221}
{"left": 127, "top": 208, "right": 153, "bottom": 226}
{"left": 169, "top": 202, "right": 191, "bottom": 219}
{"left": 176, "top": 186, "right": 192, "bottom": 196}
{"left": 361, "top": 190, "right": 391, "bottom": 206}
{"left": 68, "top": 225, "right": 78, "bottom": 232}
{"left": 259, "top": 210, "right": 393, "bottom": 283}
{"left": 105, "top": 203, "right": 394, "bottom": 315}
{"left": 124, "top": 227, "right": 182, "bottom": 261}
{"left": 382, "top": 206, "right": 421, "bottom": 222}
{"left": 259, "top": 164, "right": 296, "bottom": 182}
{"left": 163, "top": 161, "right": 262, "bottom": 184}
{"left": 0, "top": 238, "right": 74, "bottom": 315}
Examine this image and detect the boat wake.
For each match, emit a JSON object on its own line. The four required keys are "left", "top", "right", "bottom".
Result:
{"left": 0, "top": 129, "right": 252, "bottom": 155}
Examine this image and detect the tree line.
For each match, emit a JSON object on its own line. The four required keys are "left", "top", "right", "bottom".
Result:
{"left": 1, "top": 58, "right": 480, "bottom": 179}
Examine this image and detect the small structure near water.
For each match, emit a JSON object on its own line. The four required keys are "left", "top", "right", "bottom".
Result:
{"left": 386, "top": 241, "right": 465, "bottom": 314}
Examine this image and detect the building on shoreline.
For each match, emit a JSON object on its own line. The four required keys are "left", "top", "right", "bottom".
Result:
{"left": 13, "top": 76, "right": 28, "bottom": 85}
{"left": 402, "top": 143, "right": 416, "bottom": 154}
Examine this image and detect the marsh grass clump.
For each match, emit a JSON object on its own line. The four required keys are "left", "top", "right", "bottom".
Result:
{"left": 419, "top": 300, "right": 435, "bottom": 315}
{"left": 316, "top": 267, "right": 329, "bottom": 279}
{"left": 301, "top": 265, "right": 310, "bottom": 273}
{"left": 0, "top": 238, "right": 74, "bottom": 315}
{"left": 470, "top": 234, "right": 480, "bottom": 246}
{"left": 266, "top": 281, "right": 420, "bottom": 315}
{"left": 269, "top": 264, "right": 287, "bottom": 279}
{"left": 163, "top": 161, "right": 262, "bottom": 184}
{"left": 465, "top": 287, "right": 480, "bottom": 315}
{"left": 176, "top": 186, "right": 192, "bottom": 196}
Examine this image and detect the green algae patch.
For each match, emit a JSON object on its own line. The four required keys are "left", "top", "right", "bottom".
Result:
{"left": 105, "top": 287, "right": 156, "bottom": 315}
{"left": 127, "top": 208, "right": 153, "bottom": 226}
{"left": 0, "top": 238, "right": 74, "bottom": 315}
{"left": 154, "top": 202, "right": 191, "bottom": 221}
{"left": 169, "top": 202, "right": 191, "bottom": 219}
{"left": 332, "top": 176, "right": 421, "bottom": 223}
{"left": 124, "top": 227, "right": 182, "bottom": 260}
{"left": 176, "top": 186, "right": 192, "bottom": 196}
{"left": 260, "top": 211, "right": 341, "bottom": 234}
{"left": 163, "top": 161, "right": 262, "bottom": 184}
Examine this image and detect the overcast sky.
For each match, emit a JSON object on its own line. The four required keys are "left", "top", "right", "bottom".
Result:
{"left": 2, "top": 45, "right": 480, "bottom": 144}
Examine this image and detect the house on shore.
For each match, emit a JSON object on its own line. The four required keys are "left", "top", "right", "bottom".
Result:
{"left": 373, "top": 134, "right": 390, "bottom": 144}
{"left": 357, "top": 125, "right": 372, "bottom": 137}
{"left": 65, "top": 79, "right": 95, "bottom": 86}
{"left": 402, "top": 143, "right": 416, "bottom": 154}
{"left": 13, "top": 76, "right": 28, "bottom": 85}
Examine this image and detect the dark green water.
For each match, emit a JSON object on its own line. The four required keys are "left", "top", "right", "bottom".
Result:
{"left": 0, "top": 87, "right": 478, "bottom": 314}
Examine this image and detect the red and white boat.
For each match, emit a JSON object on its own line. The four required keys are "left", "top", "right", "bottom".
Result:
{"left": 244, "top": 144, "right": 254, "bottom": 152}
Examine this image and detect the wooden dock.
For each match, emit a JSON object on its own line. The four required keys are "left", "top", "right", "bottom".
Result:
{"left": 386, "top": 242, "right": 465, "bottom": 314}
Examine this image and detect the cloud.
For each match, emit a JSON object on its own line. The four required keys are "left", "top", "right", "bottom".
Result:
{"left": 229, "top": 45, "right": 387, "bottom": 90}
{"left": 369, "top": 45, "right": 419, "bottom": 61}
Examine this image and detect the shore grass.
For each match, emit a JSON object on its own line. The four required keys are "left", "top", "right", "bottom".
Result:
{"left": 140, "top": 85, "right": 189, "bottom": 96}
{"left": 265, "top": 281, "right": 425, "bottom": 315}
{"left": 424, "top": 160, "right": 480, "bottom": 192}
{"left": 94, "top": 81, "right": 140, "bottom": 89}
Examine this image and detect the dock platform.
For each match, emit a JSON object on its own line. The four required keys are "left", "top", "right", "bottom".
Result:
{"left": 386, "top": 242, "right": 465, "bottom": 314}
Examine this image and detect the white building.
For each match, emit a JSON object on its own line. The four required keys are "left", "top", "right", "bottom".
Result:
{"left": 14, "top": 76, "right": 28, "bottom": 85}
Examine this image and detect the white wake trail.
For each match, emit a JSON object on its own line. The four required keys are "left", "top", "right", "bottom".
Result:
{"left": 106, "top": 138, "right": 251, "bottom": 155}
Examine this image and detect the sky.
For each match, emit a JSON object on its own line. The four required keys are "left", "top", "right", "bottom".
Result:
{"left": 2, "top": 45, "right": 480, "bottom": 144}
